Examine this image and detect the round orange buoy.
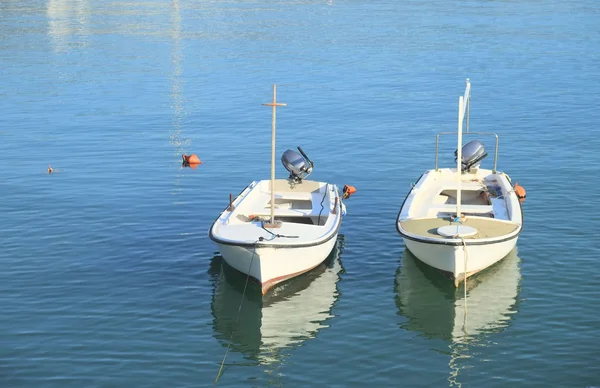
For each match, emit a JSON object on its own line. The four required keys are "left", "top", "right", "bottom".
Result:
{"left": 343, "top": 184, "right": 357, "bottom": 199}
{"left": 187, "top": 154, "right": 201, "bottom": 164}
{"left": 182, "top": 154, "right": 202, "bottom": 168}
{"left": 514, "top": 182, "right": 526, "bottom": 201}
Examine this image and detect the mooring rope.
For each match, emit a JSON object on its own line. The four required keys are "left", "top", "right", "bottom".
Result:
{"left": 259, "top": 224, "right": 299, "bottom": 240}
{"left": 456, "top": 237, "right": 470, "bottom": 388}
{"left": 214, "top": 245, "right": 258, "bottom": 384}
{"left": 460, "top": 237, "right": 468, "bottom": 336}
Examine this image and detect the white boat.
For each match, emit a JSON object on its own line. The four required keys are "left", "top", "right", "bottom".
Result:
{"left": 209, "top": 85, "right": 348, "bottom": 295}
{"left": 210, "top": 239, "right": 344, "bottom": 366}
{"left": 395, "top": 248, "right": 521, "bottom": 386}
{"left": 396, "top": 79, "right": 524, "bottom": 286}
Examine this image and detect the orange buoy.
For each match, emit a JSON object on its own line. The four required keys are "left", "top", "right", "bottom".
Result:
{"left": 187, "top": 154, "right": 201, "bottom": 164}
{"left": 343, "top": 184, "right": 357, "bottom": 199}
{"left": 182, "top": 154, "right": 202, "bottom": 168}
{"left": 48, "top": 164, "right": 53, "bottom": 174}
{"left": 514, "top": 182, "right": 526, "bottom": 202}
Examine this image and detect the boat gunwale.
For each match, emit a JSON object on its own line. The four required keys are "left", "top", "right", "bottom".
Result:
{"left": 210, "top": 218, "right": 342, "bottom": 249}
{"left": 209, "top": 181, "right": 343, "bottom": 249}
{"left": 397, "top": 219, "right": 522, "bottom": 246}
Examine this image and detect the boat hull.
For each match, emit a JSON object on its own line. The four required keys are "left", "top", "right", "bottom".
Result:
{"left": 216, "top": 235, "right": 339, "bottom": 294}
{"left": 395, "top": 80, "right": 524, "bottom": 288}
{"left": 402, "top": 236, "right": 518, "bottom": 287}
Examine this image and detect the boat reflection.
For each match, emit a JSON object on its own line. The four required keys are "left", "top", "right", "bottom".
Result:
{"left": 395, "top": 248, "right": 522, "bottom": 386}
{"left": 210, "top": 235, "right": 345, "bottom": 366}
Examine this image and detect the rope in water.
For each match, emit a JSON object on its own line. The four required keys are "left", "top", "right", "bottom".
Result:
{"left": 447, "top": 237, "right": 470, "bottom": 388}
{"left": 460, "top": 237, "right": 468, "bottom": 335}
{"left": 214, "top": 245, "right": 257, "bottom": 384}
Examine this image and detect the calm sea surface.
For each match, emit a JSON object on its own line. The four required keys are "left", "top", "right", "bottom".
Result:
{"left": 1, "top": 0, "right": 599, "bottom": 386}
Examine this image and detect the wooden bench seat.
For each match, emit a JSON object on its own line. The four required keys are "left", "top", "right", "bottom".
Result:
{"left": 430, "top": 204, "right": 494, "bottom": 214}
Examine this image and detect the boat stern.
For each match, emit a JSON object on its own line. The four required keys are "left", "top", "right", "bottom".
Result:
{"left": 403, "top": 235, "right": 519, "bottom": 287}
{"left": 216, "top": 236, "right": 339, "bottom": 295}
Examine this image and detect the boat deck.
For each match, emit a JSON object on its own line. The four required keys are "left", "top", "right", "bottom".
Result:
{"left": 399, "top": 217, "right": 519, "bottom": 240}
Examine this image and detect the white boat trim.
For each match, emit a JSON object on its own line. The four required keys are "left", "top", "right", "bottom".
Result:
{"left": 397, "top": 216, "right": 523, "bottom": 246}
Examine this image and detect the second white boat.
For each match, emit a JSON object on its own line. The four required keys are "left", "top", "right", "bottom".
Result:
{"left": 396, "top": 79, "right": 524, "bottom": 286}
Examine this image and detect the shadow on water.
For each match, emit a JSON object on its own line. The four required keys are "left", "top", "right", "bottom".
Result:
{"left": 208, "top": 235, "right": 346, "bottom": 372}
{"left": 395, "top": 248, "right": 522, "bottom": 387}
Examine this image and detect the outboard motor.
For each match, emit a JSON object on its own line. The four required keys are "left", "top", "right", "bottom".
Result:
{"left": 455, "top": 140, "right": 487, "bottom": 172}
{"left": 281, "top": 146, "right": 314, "bottom": 183}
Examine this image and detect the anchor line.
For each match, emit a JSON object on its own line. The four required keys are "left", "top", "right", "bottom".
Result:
{"left": 214, "top": 244, "right": 258, "bottom": 384}
{"left": 449, "top": 237, "right": 470, "bottom": 388}
{"left": 461, "top": 238, "right": 468, "bottom": 332}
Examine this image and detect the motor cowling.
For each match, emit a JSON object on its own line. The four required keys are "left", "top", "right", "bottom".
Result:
{"left": 281, "top": 147, "right": 313, "bottom": 182}
{"left": 455, "top": 140, "right": 488, "bottom": 172}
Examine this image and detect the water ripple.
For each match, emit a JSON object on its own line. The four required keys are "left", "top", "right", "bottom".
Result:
{"left": 2, "top": 0, "right": 600, "bottom": 386}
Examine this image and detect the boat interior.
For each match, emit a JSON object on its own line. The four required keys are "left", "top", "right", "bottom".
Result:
{"left": 424, "top": 179, "right": 508, "bottom": 220}
{"left": 232, "top": 180, "right": 331, "bottom": 226}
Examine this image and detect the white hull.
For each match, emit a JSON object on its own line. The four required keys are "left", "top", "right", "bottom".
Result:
{"left": 215, "top": 235, "right": 339, "bottom": 294}
{"left": 403, "top": 236, "right": 518, "bottom": 286}
{"left": 210, "top": 179, "right": 344, "bottom": 294}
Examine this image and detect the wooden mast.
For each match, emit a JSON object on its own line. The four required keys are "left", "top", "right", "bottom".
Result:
{"left": 262, "top": 84, "right": 287, "bottom": 227}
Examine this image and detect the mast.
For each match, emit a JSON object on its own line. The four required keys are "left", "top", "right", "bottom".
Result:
{"left": 456, "top": 79, "right": 471, "bottom": 221}
{"left": 262, "top": 84, "right": 287, "bottom": 227}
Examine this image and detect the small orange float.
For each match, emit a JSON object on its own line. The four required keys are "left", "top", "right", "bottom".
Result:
{"left": 343, "top": 184, "right": 357, "bottom": 199}
{"left": 514, "top": 182, "right": 526, "bottom": 203}
{"left": 48, "top": 164, "right": 53, "bottom": 174}
{"left": 182, "top": 154, "right": 202, "bottom": 168}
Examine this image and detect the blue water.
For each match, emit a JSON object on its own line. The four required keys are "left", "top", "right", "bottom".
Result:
{"left": 1, "top": 0, "right": 599, "bottom": 386}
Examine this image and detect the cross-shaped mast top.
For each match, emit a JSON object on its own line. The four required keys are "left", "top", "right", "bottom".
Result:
{"left": 262, "top": 84, "right": 287, "bottom": 110}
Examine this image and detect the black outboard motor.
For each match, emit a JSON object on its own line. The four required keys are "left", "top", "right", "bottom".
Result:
{"left": 281, "top": 146, "right": 314, "bottom": 183}
{"left": 455, "top": 140, "right": 488, "bottom": 172}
